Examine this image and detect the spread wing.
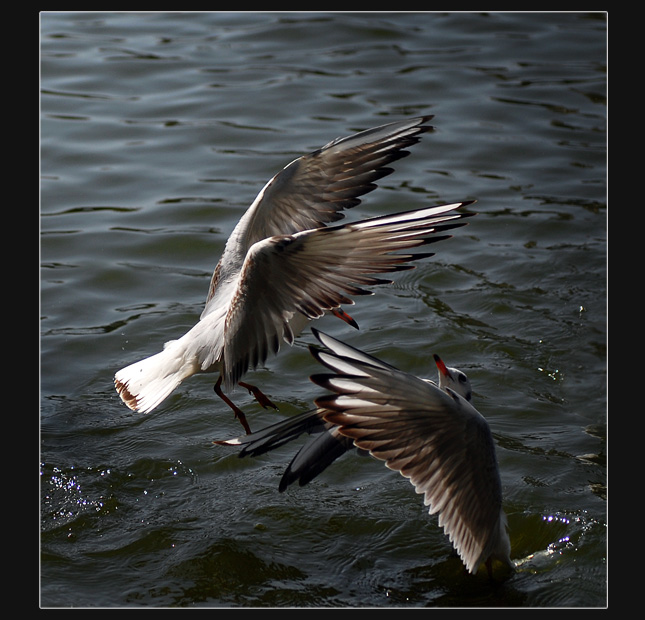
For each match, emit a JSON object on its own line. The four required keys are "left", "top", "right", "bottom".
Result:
{"left": 232, "top": 115, "right": 435, "bottom": 252}
{"left": 214, "top": 408, "right": 326, "bottom": 455}
{"left": 309, "top": 329, "right": 504, "bottom": 574}
{"left": 213, "top": 407, "right": 355, "bottom": 492}
{"left": 216, "top": 202, "right": 472, "bottom": 387}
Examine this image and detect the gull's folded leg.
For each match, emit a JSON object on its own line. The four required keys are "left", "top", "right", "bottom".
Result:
{"left": 214, "top": 376, "right": 252, "bottom": 434}
{"left": 238, "top": 381, "right": 278, "bottom": 411}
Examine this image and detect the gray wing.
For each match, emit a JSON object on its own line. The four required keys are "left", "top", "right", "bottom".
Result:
{"left": 278, "top": 425, "right": 354, "bottom": 492}
{"left": 217, "top": 203, "right": 472, "bottom": 387}
{"left": 213, "top": 408, "right": 326, "bottom": 455}
{"left": 213, "top": 407, "right": 355, "bottom": 491}
{"left": 235, "top": 115, "right": 435, "bottom": 251}
{"left": 309, "top": 329, "right": 504, "bottom": 574}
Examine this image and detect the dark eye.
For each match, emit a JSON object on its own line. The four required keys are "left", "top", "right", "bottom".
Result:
{"left": 458, "top": 374, "right": 467, "bottom": 383}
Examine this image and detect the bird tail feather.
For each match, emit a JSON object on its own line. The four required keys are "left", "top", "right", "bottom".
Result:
{"left": 114, "top": 341, "right": 198, "bottom": 413}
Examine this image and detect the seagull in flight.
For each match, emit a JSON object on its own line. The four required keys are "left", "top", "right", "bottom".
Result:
{"left": 311, "top": 329, "right": 512, "bottom": 577}
{"left": 216, "top": 329, "right": 513, "bottom": 577}
{"left": 114, "top": 116, "right": 473, "bottom": 433}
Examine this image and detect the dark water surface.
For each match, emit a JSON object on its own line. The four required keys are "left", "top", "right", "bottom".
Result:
{"left": 40, "top": 12, "right": 607, "bottom": 607}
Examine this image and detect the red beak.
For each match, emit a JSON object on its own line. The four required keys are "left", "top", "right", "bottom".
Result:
{"left": 433, "top": 353, "right": 451, "bottom": 379}
{"left": 331, "top": 307, "right": 359, "bottom": 330}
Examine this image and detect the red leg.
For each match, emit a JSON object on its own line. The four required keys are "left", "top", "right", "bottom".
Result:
{"left": 238, "top": 381, "right": 278, "bottom": 410}
{"left": 214, "top": 376, "right": 252, "bottom": 435}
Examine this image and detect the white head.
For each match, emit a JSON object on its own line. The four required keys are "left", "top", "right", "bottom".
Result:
{"left": 433, "top": 354, "right": 472, "bottom": 402}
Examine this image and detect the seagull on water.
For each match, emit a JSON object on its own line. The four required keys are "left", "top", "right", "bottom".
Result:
{"left": 216, "top": 329, "right": 513, "bottom": 577}
{"left": 114, "top": 116, "right": 473, "bottom": 433}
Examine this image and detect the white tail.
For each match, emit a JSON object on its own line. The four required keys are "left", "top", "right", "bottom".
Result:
{"left": 114, "top": 341, "right": 200, "bottom": 413}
